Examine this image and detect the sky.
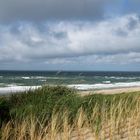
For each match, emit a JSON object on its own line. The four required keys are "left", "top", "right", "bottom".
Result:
{"left": 0, "top": 0, "right": 140, "bottom": 71}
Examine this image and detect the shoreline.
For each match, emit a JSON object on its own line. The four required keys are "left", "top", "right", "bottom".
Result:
{"left": 1, "top": 85, "right": 140, "bottom": 95}
{"left": 78, "top": 86, "right": 140, "bottom": 96}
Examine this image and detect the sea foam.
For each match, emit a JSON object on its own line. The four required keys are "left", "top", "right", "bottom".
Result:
{"left": 68, "top": 81, "right": 140, "bottom": 90}
{"left": 1, "top": 81, "right": 140, "bottom": 94}
{"left": 0, "top": 86, "right": 41, "bottom": 94}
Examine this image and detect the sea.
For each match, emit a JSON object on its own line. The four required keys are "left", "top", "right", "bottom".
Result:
{"left": 1, "top": 70, "right": 140, "bottom": 94}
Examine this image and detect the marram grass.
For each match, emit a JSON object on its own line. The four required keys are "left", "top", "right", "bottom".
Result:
{"left": 1, "top": 86, "right": 140, "bottom": 139}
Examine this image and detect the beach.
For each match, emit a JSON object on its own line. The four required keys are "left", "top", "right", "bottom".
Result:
{"left": 79, "top": 86, "right": 140, "bottom": 96}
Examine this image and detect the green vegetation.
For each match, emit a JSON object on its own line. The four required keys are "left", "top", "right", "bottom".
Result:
{"left": 1, "top": 86, "right": 140, "bottom": 139}
{"left": 0, "top": 99, "right": 10, "bottom": 126}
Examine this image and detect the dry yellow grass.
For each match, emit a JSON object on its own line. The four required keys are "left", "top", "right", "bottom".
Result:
{"left": 1, "top": 100, "right": 140, "bottom": 140}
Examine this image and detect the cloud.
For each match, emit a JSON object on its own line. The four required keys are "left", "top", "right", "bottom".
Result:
{"left": 44, "top": 52, "right": 140, "bottom": 66}
{"left": 1, "top": 0, "right": 140, "bottom": 23}
{"left": 0, "top": 14, "right": 140, "bottom": 66}
{"left": 0, "top": 0, "right": 108, "bottom": 23}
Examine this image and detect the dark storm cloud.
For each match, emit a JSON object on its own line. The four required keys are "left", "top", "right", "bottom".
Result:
{"left": 1, "top": 0, "right": 140, "bottom": 23}
{"left": 0, "top": 0, "right": 109, "bottom": 22}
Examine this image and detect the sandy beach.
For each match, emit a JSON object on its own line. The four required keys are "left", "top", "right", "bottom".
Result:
{"left": 79, "top": 86, "right": 140, "bottom": 96}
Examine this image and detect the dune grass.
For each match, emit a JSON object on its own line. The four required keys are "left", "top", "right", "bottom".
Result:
{"left": 1, "top": 86, "right": 140, "bottom": 139}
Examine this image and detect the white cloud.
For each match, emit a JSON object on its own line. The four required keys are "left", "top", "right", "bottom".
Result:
{"left": 0, "top": 14, "right": 140, "bottom": 65}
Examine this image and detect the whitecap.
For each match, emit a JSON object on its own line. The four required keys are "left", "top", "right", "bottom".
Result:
{"left": 68, "top": 81, "right": 140, "bottom": 90}
{"left": 22, "top": 77, "right": 31, "bottom": 80}
{"left": 0, "top": 86, "right": 41, "bottom": 94}
{"left": 103, "top": 81, "right": 111, "bottom": 84}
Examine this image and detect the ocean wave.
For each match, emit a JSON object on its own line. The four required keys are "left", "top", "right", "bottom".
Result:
{"left": 0, "top": 83, "right": 5, "bottom": 86}
{"left": 45, "top": 77, "right": 75, "bottom": 80}
{"left": 22, "top": 77, "right": 31, "bottom": 79}
{"left": 39, "top": 80, "right": 47, "bottom": 82}
{"left": 0, "top": 86, "right": 41, "bottom": 94}
{"left": 1, "top": 81, "right": 140, "bottom": 94}
{"left": 22, "top": 76, "right": 75, "bottom": 80}
{"left": 68, "top": 81, "right": 140, "bottom": 90}
{"left": 105, "top": 76, "right": 139, "bottom": 80}
{"left": 31, "top": 76, "right": 46, "bottom": 79}
{"left": 103, "top": 81, "right": 111, "bottom": 84}
{"left": 22, "top": 76, "right": 47, "bottom": 80}
{"left": 7, "top": 83, "right": 24, "bottom": 87}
